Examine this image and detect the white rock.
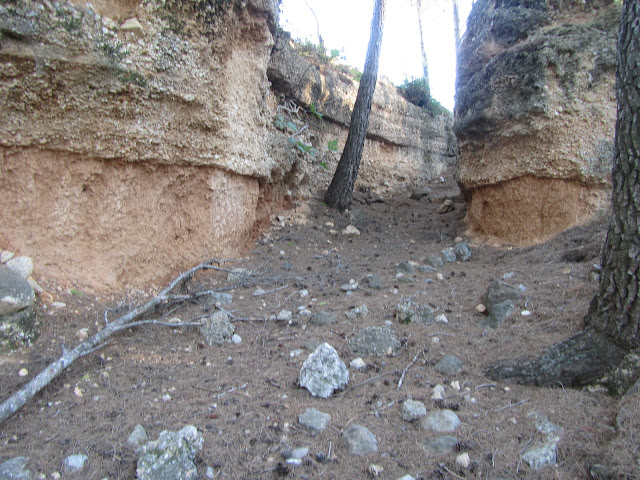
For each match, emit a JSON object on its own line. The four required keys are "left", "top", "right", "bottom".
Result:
{"left": 120, "top": 18, "right": 144, "bottom": 33}
{"left": 431, "top": 384, "right": 445, "bottom": 400}
{"left": 455, "top": 452, "right": 471, "bottom": 468}
{"left": 421, "top": 410, "right": 461, "bottom": 433}
{"left": 51, "top": 302, "right": 66, "bottom": 308}
{"left": 277, "top": 310, "right": 293, "bottom": 321}
{"left": 18, "top": 368, "right": 28, "bottom": 377}
{"left": 435, "top": 313, "right": 448, "bottom": 324}
{"left": 231, "top": 334, "right": 242, "bottom": 344}
{"left": 342, "top": 225, "right": 360, "bottom": 236}
{"left": 350, "top": 357, "right": 366, "bottom": 369}
{"left": 76, "top": 328, "right": 89, "bottom": 341}
{"left": 1, "top": 251, "right": 15, "bottom": 263}
{"left": 299, "top": 343, "right": 349, "bottom": 398}
{"left": 521, "top": 310, "right": 532, "bottom": 316}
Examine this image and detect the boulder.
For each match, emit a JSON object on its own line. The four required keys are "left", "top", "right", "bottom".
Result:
{"left": 299, "top": 343, "right": 349, "bottom": 398}
{"left": 136, "top": 425, "right": 203, "bottom": 480}
{"left": 0, "top": 265, "right": 37, "bottom": 350}
{"left": 455, "top": 0, "right": 621, "bottom": 245}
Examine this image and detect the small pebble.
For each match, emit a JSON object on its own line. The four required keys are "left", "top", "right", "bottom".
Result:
{"left": 52, "top": 302, "right": 66, "bottom": 308}
{"left": 456, "top": 452, "right": 471, "bottom": 468}
{"left": 435, "top": 314, "right": 448, "bottom": 324}
{"left": 521, "top": 310, "right": 532, "bottom": 316}
{"left": 350, "top": 358, "right": 366, "bottom": 369}
{"left": 476, "top": 304, "right": 487, "bottom": 313}
{"left": 18, "top": 368, "right": 28, "bottom": 377}
{"left": 231, "top": 334, "right": 242, "bottom": 344}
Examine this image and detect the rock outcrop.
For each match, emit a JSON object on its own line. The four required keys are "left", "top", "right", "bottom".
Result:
{"left": 454, "top": 0, "right": 620, "bottom": 245}
{"left": 0, "top": 0, "right": 454, "bottom": 290}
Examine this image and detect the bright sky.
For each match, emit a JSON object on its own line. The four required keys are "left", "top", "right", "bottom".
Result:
{"left": 278, "top": 0, "right": 474, "bottom": 111}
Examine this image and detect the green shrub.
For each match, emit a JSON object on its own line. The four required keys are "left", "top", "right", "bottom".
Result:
{"left": 397, "top": 77, "right": 450, "bottom": 116}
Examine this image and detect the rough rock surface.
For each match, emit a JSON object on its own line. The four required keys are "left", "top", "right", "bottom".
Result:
{"left": 299, "top": 343, "right": 348, "bottom": 398}
{"left": 0, "top": 0, "right": 455, "bottom": 291}
{"left": 340, "top": 424, "right": 378, "bottom": 456}
{"left": 454, "top": 0, "right": 621, "bottom": 245}
{"left": 0, "top": 265, "right": 37, "bottom": 350}
{"left": 136, "top": 425, "right": 203, "bottom": 480}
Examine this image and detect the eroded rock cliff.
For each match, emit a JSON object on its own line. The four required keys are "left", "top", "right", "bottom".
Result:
{"left": 454, "top": 0, "right": 620, "bottom": 245}
{"left": 0, "top": 0, "right": 453, "bottom": 290}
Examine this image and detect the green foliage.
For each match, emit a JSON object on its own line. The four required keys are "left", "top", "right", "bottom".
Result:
{"left": 349, "top": 68, "right": 363, "bottom": 82}
{"left": 99, "top": 40, "right": 128, "bottom": 63}
{"left": 327, "top": 139, "right": 338, "bottom": 152}
{"left": 397, "top": 77, "right": 451, "bottom": 117}
{"left": 309, "top": 103, "right": 323, "bottom": 119}
{"left": 295, "top": 40, "right": 343, "bottom": 65}
{"left": 55, "top": 5, "right": 84, "bottom": 33}
{"left": 288, "top": 137, "right": 317, "bottom": 156}
{"left": 119, "top": 70, "right": 148, "bottom": 87}
{"left": 274, "top": 114, "right": 299, "bottom": 134}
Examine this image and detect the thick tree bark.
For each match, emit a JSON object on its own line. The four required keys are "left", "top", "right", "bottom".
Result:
{"left": 486, "top": 1, "right": 640, "bottom": 392}
{"left": 324, "top": 0, "right": 386, "bottom": 211}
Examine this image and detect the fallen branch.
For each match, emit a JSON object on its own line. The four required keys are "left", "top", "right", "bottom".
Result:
{"left": 398, "top": 349, "right": 424, "bottom": 391}
{"left": 0, "top": 260, "right": 216, "bottom": 426}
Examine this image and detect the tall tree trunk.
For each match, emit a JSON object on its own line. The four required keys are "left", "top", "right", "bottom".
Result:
{"left": 486, "top": 0, "right": 640, "bottom": 393}
{"left": 416, "top": 0, "right": 430, "bottom": 85}
{"left": 452, "top": 0, "right": 461, "bottom": 60}
{"left": 324, "top": 0, "right": 386, "bottom": 211}
{"left": 304, "top": 0, "right": 324, "bottom": 48}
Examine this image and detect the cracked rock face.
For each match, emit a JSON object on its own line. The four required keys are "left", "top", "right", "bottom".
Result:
{"left": 454, "top": 0, "right": 620, "bottom": 246}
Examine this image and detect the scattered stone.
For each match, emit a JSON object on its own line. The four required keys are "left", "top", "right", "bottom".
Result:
{"left": 435, "top": 354, "right": 464, "bottom": 375}
{"left": 341, "top": 280, "right": 358, "bottom": 291}
{"left": 522, "top": 441, "right": 557, "bottom": 470}
{"left": 290, "top": 447, "right": 309, "bottom": 459}
{"left": 310, "top": 311, "right": 338, "bottom": 326}
{"left": 441, "top": 247, "right": 456, "bottom": 263}
{"left": 410, "top": 187, "right": 431, "bottom": 200}
{"left": 0, "top": 457, "right": 30, "bottom": 480}
{"left": 199, "top": 311, "right": 235, "bottom": 346}
{"left": 453, "top": 242, "right": 472, "bottom": 261}
{"left": 350, "top": 357, "right": 366, "bottom": 370}
{"left": 5, "top": 256, "right": 33, "bottom": 279}
{"left": 435, "top": 313, "right": 448, "bottom": 324}
{"left": 0, "top": 265, "right": 38, "bottom": 350}
{"left": 344, "top": 304, "right": 368, "bottom": 319}
{"left": 299, "top": 343, "right": 349, "bottom": 398}
{"left": 127, "top": 424, "right": 149, "bottom": 454}
{"left": 476, "top": 304, "right": 487, "bottom": 313}
{"left": 342, "top": 225, "right": 360, "bottom": 236}
{"left": 209, "top": 292, "right": 232, "bottom": 305}
{"left": 63, "top": 454, "right": 88, "bottom": 473}
{"left": 277, "top": 310, "right": 293, "bottom": 321}
{"left": 76, "top": 328, "right": 89, "bottom": 341}
{"left": 395, "top": 300, "right": 434, "bottom": 324}
{"left": 18, "top": 368, "right": 28, "bottom": 377}
{"left": 481, "top": 300, "right": 515, "bottom": 329}
{"left": 455, "top": 452, "right": 471, "bottom": 468}
{"left": 396, "top": 476, "right": 416, "bottom": 480}
{"left": 252, "top": 288, "right": 265, "bottom": 296}
{"left": 368, "top": 464, "right": 384, "bottom": 476}
{"left": 521, "top": 310, "right": 532, "bottom": 316}
{"left": 417, "top": 265, "right": 437, "bottom": 273}
{"left": 422, "top": 436, "right": 459, "bottom": 457}
{"left": 437, "top": 199, "right": 455, "bottom": 214}
{"left": 421, "top": 410, "right": 461, "bottom": 433}
{"left": 340, "top": 425, "right": 378, "bottom": 456}
{"left": 226, "top": 268, "right": 250, "bottom": 285}
{"left": 425, "top": 254, "right": 444, "bottom": 268}
{"left": 395, "top": 272, "right": 413, "bottom": 284}
{"left": 396, "top": 261, "right": 415, "bottom": 274}
{"left": 349, "top": 326, "right": 400, "bottom": 356}
{"left": 136, "top": 425, "right": 203, "bottom": 480}
{"left": 205, "top": 466, "right": 215, "bottom": 479}
{"left": 299, "top": 407, "right": 331, "bottom": 435}
{"left": 400, "top": 399, "right": 427, "bottom": 421}
{"left": 362, "top": 274, "right": 383, "bottom": 290}
{"left": 231, "top": 334, "right": 242, "bottom": 344}
{"left": 431, "top": 384, "right": 445, "bottom": 400}
{"left": 482, "top": 280, "right": 522, "bottom": 308}
{"left": 51, "top": 302, "right": 66, "bottom": 308}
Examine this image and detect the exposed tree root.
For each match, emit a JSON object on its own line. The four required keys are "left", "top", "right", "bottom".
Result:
{"left": 485, "top": 329, "right": 626, "bottom": 388}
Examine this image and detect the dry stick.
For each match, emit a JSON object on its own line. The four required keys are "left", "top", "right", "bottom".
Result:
{"left": 494, "top": 398, "right": 527, "bottom": 413}
{"left": 0, "top": 260, "right": 216, "bottom": 426}
{"left": 398, "top": 349, "right": 423, "bottom": 391}
{"left": 335, "top": 370, "right": 400, "bottom": 396}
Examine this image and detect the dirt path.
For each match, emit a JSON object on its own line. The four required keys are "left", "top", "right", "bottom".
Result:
{"left": 2, "top": 171, "right": 635, "bottom": 479}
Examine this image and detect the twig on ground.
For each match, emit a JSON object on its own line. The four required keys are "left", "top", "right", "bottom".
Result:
{"left": 494, "top": 399, "right": 528, "bottom": 413}
{"left": 516, "top": 435, "right": 533, "bottom": 474}
{"left": 398, "top": 349, "right": 424, "bottom": 391}
{"left": 475, "top": 383, "right": 497, "bottom": 390}
{"left": 253, "top": 285, "right": 288, "bottom": 296}
{"left": 314, "top": 248, "right": 337, "bottom": 259}
{"left": 441, "top": 464, "right": 466, "bottom": 480}
{"left": 0, "top": 259, "right": 218, "bottom": 426}
{"left": 335, "top": 370, "right": 400, "bottom": 396}
{"left": 214, "top": 303, "right": 266, "bottom": 322}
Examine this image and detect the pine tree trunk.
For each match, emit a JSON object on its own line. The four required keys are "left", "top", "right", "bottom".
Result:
{"left": 416, "top": 0, "right": 430, "bottom": 86}
{"left": 452, "top": 0, "right": 461, "bottom": 60}
{"left": 486, "top": 0, "right": 640, "bottom": 392}
{"left": 324, "top": 0, "right": 386, "bottom": 211}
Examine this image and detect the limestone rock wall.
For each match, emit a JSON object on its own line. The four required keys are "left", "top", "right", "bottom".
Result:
{"left": 1, "top": 0, "right": 454, "bottom": 290}
{"left": 454, "top": 0, "right": 620, "bottom": 246}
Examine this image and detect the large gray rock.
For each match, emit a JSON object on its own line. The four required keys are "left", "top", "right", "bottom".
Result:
{"left": 349, "top": 326, "right": 401, "bottom": 356}
{"left": 421, "top": 410, "right": 461, "bottom": 433}
{"left": 454, "top": 0, "right": 621, "bottom": 246}
{"left": 395, "top": 300, "right": 434, "bottom": 325}
{"left": 199, "top": 311, "right": 235, "bottom": 346}
{"left": 481, "top": 280, "right": 522, "bottom": 328}
{"left": 0, "top": 265, "right": 35, "bottom": 316}
{"left": 0, "top": 457, "right": 30, "bottom": 480}
{"left": 400, "top": 400, "right": 427, "bottom": 422}
{"left": 340, "top": 425, "right": 378, "bottom": 456}
{"left": 136, "top": 425, "right": 204, "bottom": 480}
{"left": 298, "top": 408, "right": 331, "bottom": 435}
{"left": 299, "top": 343, "right": 349, "bottom": 398}
{"left": 435, "top": 354, "right": 464, "bottom": 375}
{"left": 63, "top": 454, "right": 88, "bottom": 473}
{"left": 310, "top": 311, "right": 338, "bottom": 326}
{"left": 0, "top": 265, "right": 37, "bottom": 350}
{"left": 422, "top": 436, "right": 459, "bottom": 457}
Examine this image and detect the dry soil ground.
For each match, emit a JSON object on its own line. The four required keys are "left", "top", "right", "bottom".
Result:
{"left": 1, "top": 170, "right": 638, "bottom": 479}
